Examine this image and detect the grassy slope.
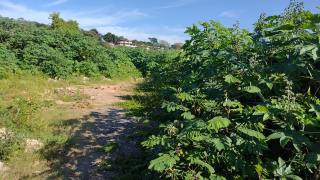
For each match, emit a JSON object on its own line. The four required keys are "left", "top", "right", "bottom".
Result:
{"left": 0, "top": 73, "right": 125, "bottom": 179}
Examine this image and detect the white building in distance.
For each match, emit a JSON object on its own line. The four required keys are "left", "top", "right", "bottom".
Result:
{"left": 117, "top": 40, "right": 137, "bottom": 48}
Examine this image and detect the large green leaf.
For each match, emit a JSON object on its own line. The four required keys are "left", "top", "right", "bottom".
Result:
{"left": 209, "top": 175, "right": 227, "bottom": 180}
{"left": 176, "top": 92, "right": 194, "bottom": 101}
{"left": 181, "top": 111, "right": 195, "bottom": 120}
{"left": 300, "top": 44, "right": 316, "bottom": 55}
{"left": 280, "top": 136, "right": 292, "bottom": 148}
{"left": 312, "top": 47, "right": 318, "bottom": 60}
{"left": 192, "top": 158, "right": 215, "bottom": 174}
{"left": 211, "top": 138, "right": 225, "bottom": 151}
{"left": 237, "top": 127, "right": 265, "bottom": 140}
{"left": 224, "top": 74, "right": 241, "bottom": 84}
{"left": 149, "top": 153, "right": 179, "bottom": 172}
{"left": 243, "top": 86, "right": 261, "bottom": 93}
{"left": 267, "top": 132, "right": 285, "bottom": 140}
{"left": 253, "top": 105, "right": 268, "bottom": 115}
{"left": 186, "top": 131, "right": 206, "bottom": 141}
{"left": 207, "top": 117, "right": 231, "bottom": 132}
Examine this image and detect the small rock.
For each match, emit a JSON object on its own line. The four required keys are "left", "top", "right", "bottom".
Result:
{"left": 0, "top": 128, "right": 13, "bottom": 140}
{"left": 25, "top": 139, "right": 43, "bottom": 152}
{"left": 48, "top": 78, "right": 58, "bottom": 82}
{"left": 83, "top": 77, "right": 90, "bottom": 81}
{"left": 102, "top": 77, "right": 112, "bottom": 81}
{"left": 0, "top": 128, "right": 7, "bottom": 137}
{"left": 0, "top": 161, "right": 4, "bottom": 171}
{"left": 66, "top": 87, "right": 74, "bottom": 91}
{"left": 34, "top": 170, "right": 42, "bottom": 174}
{"left": 0, "top": 161, "right": 8, "bottom": 172}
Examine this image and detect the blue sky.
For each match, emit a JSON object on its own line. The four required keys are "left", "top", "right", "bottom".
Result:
{"left": 0, "top": 0, "right": 318, "bottom": 43}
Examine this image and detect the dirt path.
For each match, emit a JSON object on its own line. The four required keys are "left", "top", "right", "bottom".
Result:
{"left": 54, "top": 83, "right": 139, "bottom": 179}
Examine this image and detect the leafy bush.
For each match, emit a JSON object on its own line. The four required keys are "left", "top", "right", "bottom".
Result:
{"left": 122, "top": 47, "right": 179, "bottom": 77}
{"left": 0, "top": 16, "right": 141, "bottom": 79}
{"left": 98, "top": 48, "right": 142, "bottom": 79}
{"left": 0, "top": 45, "right": 18, "bottom": 78}
{"left": 0, "top": 131, "right": 21, "bottom": 161}
{"left": 0, "top": 98, "right": 46, "bottom": 161}
{"left": 138, "top": 2, "right": 320, "bottom": 179}
{"left": 75, "top": 61, "right": 100, "bottom": 77}
{"left": 3, "top": 98, "right": 49, "bottom": 133}
{"left": 22, "top": 44, "right": 74, "bottom": 78}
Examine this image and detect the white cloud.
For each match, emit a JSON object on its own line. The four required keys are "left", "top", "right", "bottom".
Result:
{"left": 0, "top": 0, "right": 50, "bottom": 23}
{"left": 156, "top": 0, "right": 196, "bottom": 9}
{"left": 61, "top": 9, "right": 146, "bottom": 27}
{"left": 0, "top": 0, "right": 146, "bottom": 27}
{"left": 45, "top": 0, "right": 68, "bottom": 7}
{"left": 219, "top": 10, "right": 241, "bottom": 19}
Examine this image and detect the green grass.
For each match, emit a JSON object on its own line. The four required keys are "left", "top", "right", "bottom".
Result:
{"left": 57, "top": 90, "right": 90, "bottom": 102}
{"left": 0, "top": 72, "right": 65, "bottom": 104}
{"left": 65, "top": 75, "right": 139, "bottom": 86}
{"left": 102, "top": 142, "right": 119, "bottom": 153}
{"left": 116, "top": 100, "right": 143, "bottom": 111}
{"left": 0, "top": 72, "right": 85, "bottom": 178}
{"left": 0, "top": 72, "right": 141, "bottom": 178}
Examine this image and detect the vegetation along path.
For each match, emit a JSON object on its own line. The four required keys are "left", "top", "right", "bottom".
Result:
{"left": 53, "top": 82, "right": 140, "bottom": 179}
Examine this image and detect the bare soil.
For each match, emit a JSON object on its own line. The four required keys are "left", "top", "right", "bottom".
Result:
{"left": 50, "top": 82, "right": 139, "bottom": 180}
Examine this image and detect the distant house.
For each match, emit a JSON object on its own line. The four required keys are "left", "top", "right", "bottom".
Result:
{"left": 117, "top": 40, "right": 137, "bottom": 48}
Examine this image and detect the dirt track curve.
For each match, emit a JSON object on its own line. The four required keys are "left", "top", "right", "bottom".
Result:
{"left": 56, "top": 83, "right": 139, "bottom": 180}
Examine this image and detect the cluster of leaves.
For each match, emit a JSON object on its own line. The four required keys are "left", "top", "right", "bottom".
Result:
{"left": 122, "top": 47, "right": 179, "bottom": 77}
{"left": 0, "top": 97, "right": 52, "bottom": 134}
{"left": 0, "top": 44, "right": 19, "bottom": 78}
{"left": 0, "top": 14, "right": 140, "bottom": 79}
{"left": 0, "top": 130, "right": 21, "bottom": 161}
{"left": 0, "top": 97, "right": 52, "bottom": 161}
{"left": 140, "top": 2, "right": 320, "bottom": 179}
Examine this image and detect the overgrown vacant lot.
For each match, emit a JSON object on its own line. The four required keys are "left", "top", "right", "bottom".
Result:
{"left": 0, "top": 1, "right": 320, "bottom": 180}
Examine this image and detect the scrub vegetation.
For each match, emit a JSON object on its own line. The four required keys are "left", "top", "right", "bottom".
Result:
{"left": 0, "top": 1, "right": 319, "bottom": 179}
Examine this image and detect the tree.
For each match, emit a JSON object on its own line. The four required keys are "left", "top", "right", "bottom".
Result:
{"left": 103, "top": 32, "right": 120, "bottom": 44}
{"left": 85, "top": 29, "right": 100, "bottom": 39}
{"left": 148, "top": 37, "right": 158, "bottom": 45}
{"left": 118, "top": 36, "right": 128, "bottom": 42}
{"left": 49, "top": 12, "right": 79, "bottom": 32}
{"left": 171, "top": 43, "right": 184, "bottom": 49}
{"left": 159, "top": 40, "right": 170, "bottom": 48}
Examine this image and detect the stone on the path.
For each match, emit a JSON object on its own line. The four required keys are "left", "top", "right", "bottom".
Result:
{"left": 0, "top": 161, "right": 4, "bottom": 171}
{"left": 0, "top": 161, "right": 9, "bottom": 172}
{"left": 25, "top": 139, "right": 44, "bottom": 152}
{"left": 0, "top": 128, "right": 7, "bottom": 139}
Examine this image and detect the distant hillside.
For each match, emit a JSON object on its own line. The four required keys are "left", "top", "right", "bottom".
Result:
{"left": 0, "top": 14, "right": 141, "bottom": 79}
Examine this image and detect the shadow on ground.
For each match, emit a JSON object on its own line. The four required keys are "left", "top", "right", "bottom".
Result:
{"left": 39, "top": 108, "right": 141, "bottom": 180}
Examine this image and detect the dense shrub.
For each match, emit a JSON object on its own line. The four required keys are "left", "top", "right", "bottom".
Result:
{"left": 0, "top": 98, "right": 46, "bottom": 160}
{"left": 22, "top": 44, "right": 74, "bottom": 78}
{"left": 0, "top": 45, "right": 18, "bottom": 78}
{"left": 138, "top": 2, "right": 320, "bottom": 179}
{"left": 0, "top": 15, "right": 140, "bottom": 79}
{"left": 76, "top": 61, "right": 100, "bottom": 77}
{"left": 0, "top": 131, "right": 21, "bottom": 161}
{"left": 122, "top": 47, "right": 179, "bottom": 77}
